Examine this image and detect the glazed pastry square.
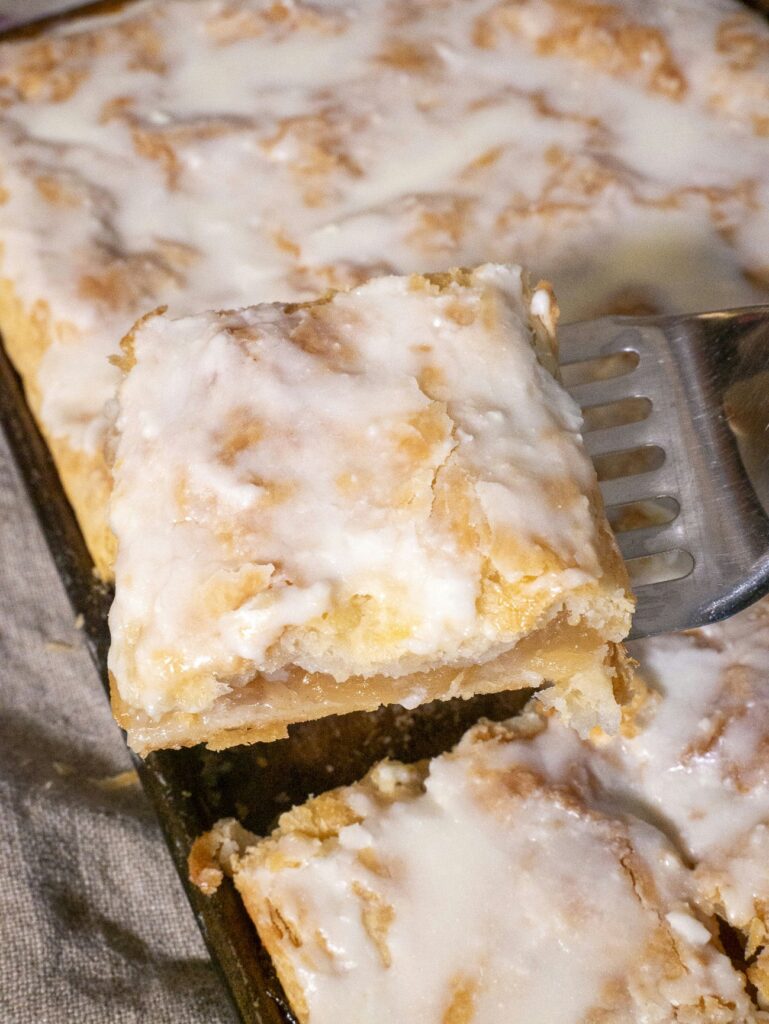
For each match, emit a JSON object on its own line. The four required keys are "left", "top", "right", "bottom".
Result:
{"left": 108, "top": 265, "right": 633, "bottom": 753}
{"left": 189, "top": 716, "right": 758, "bottom": 1024}
{"left": 3, "top": 0, "right": 769, "bottom": 579}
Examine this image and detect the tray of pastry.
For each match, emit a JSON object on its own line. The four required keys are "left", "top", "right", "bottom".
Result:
{"left": 2, "top": 1, "right": 769, "bottom": 1022}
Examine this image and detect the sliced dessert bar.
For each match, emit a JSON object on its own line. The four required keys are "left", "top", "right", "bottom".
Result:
{"left": 108, "top": 265, "right": 632, "bottom": 753}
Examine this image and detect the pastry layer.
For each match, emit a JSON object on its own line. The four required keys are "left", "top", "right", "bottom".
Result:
{"left": 591, "top": 601, "right": 769, "bottom": 1008}
{"left": 191, "top": 717, "right": 758, "bottom": 1024}
{"left": 2, "top": 0, "right": 769, "bottom": 574}
{"left": 108, "top": 266, "right": 632, "bottom": 752}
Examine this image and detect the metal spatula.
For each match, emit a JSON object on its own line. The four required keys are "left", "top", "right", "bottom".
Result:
{"left": 560, "top": 307, "right": 769, "bottom": 639}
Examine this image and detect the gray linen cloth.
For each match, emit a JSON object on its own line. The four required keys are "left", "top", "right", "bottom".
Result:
{"left": 0, "top": 429, "right": 232, "bottom": 1023}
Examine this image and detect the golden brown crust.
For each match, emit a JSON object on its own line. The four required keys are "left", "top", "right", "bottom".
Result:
{"left": 193, "top": 712, "right": 754, "bottom": 1024}
{"left": 749, "top": 946, "right": 769, "bottom": 1009}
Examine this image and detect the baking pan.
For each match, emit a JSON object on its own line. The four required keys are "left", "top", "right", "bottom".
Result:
{"left": 0, "top": 340, "right": 532, "bottom": 1021}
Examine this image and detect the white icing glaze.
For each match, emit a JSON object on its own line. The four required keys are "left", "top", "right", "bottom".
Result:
{"left": 232, "top": 721, "right": 757, "bottom": 1023}
{"left": 108, "top": 267, "right": 625, "bottom": 718}
{"left": 1, "top": 0, "right": 769, "bottom": 454}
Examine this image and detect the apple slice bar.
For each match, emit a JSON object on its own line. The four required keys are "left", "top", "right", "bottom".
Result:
{"left": 189, "top": 716, "right": 757, "bottom": 1024}
{"left": 108, "top": 265, "right": 633, "bottom": 753}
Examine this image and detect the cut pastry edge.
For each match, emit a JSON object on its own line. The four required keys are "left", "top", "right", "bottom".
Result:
{"left": 0, "top": 273, "right": 116, "bottom": 577}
